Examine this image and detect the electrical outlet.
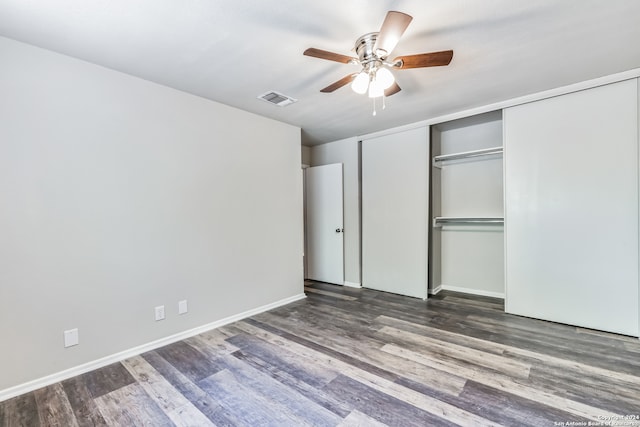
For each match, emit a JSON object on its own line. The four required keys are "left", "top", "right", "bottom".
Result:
{"left": 64, "top": 328, "right": 79, "bottom": 348}
{"left": 155, "top": 305, "right": 165, "bottom": 321}
{"left": 178, "top": 300, "right": 188, "bottom": 315}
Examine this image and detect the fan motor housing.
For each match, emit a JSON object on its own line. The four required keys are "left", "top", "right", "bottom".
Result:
{"left": 354, "top": 32, "right": 380, "bottom": 65}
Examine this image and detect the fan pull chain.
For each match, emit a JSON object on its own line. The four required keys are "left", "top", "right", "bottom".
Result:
{"left": 371, "top": 95, "right": 386, "bottom": 116}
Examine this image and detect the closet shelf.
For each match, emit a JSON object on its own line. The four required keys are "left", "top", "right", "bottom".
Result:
{"left": 433, "top": 216, "right": 504, "bottom": 227}
{"left": 433, "top": 146, "right": 503, "bottom": 167}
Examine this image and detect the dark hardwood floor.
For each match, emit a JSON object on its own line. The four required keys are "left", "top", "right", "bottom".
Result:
{"left": 2, "top": 281, "right": 640, "bottom": 426}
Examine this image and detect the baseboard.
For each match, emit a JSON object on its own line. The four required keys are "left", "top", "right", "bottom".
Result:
{"left": 0, "top": 293, "right": 306, "bottom": 403}
{"left": 343, "top": 281, "right": 362, "bottom": 288}
{"left": 429, "top": 285, "right": 443, "bottom": 295}
{"left": 440, "top": 285, "right": 505, "bottom": 299}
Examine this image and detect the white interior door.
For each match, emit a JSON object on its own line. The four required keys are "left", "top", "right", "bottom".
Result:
{"left": 305, "top": 164, "right": 344, "bottom": 285}
{"left": 362, "top": 127, "right": 429, "bottom": 299}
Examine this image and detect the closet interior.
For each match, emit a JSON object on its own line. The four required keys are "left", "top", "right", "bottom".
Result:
{"left": 429, "top": 110, "right": 505, "bottom": 298}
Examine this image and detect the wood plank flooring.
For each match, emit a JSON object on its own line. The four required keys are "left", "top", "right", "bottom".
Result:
{"left": 2, "top": 281, "right": 640, "bottom": 426}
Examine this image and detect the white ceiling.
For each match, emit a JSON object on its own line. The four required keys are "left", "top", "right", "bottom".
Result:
{"left": 1, "top": 0, "right": 640, "bottom": 145}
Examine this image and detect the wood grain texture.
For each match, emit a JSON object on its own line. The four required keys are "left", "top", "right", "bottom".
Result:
{"left": 184, "top": 328, "right": 240, "bottom": 360}
{"left": 2, "top": 282, "right": 639, "bottom": 426}
{"left": 61, "top": 376, "right": 108, "bottom": 426}
{"left": 304, "top": 286, "right": 358, "bottom": 300}
{"left": 121, "top": 356, "right": 213, "bottom": 426}
{"left": 33, "top": 383, "right": 78, "bottom": 427}
{"left": 226, "top": 333, "right": 340, "bottom": 388}
{"left": 252, "top": 309, "right": 467, "bottom": 396}
{"left": 199, "top": 368, "right": 323, "bottom": 426}
{"left": 381, "top": 343, "right": 618, "bottom": 422}
{"left": 79, "top": 362, "right": 135, "bottom": 399}
{"left": 232, "top": 320, "right": 498, "bottom": 426}
{"left": 142, "top": 350, "right": 241, "bottom": 426}
{"left": 303, "top": 48, "right": 356, "bottom": 64}
{"left": 200, "top": 354, "right": 342, "bottom": 426}
{"left": 154, "top": 341, "right": 222, "bottom": 382}
{"left": 1, "top": 392, "right": 40, "bottom": 427}
{"left": 376, "top": 325, "right": 532, "bottom": 379}
{"left": 232, "top": 349, "right": 352, "bottom": 418}
{"left": 93, "top": 383, "right": 172, "bottom": 426}
{"left": 394, "top": 50, "right": 453, "bottom": 69}
{"left": 320, "top": 74, "right": 356, "bottom": 93}
{"left": 384, "top": 82, "right": 401, "bottom": 97}
{"left": 338, "top": 410, "right": 389, "bottom": 427}
{"left": 323, "top": 374, "right": 456, "bottom": 427}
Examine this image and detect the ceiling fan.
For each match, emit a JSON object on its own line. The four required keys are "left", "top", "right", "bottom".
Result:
{"left": 304, "top": 11, "right": 453, "bottom": 108}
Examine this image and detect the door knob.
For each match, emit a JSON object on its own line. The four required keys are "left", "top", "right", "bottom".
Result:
{"left": 335, "top": 228, "right": 344, "bottom": 233}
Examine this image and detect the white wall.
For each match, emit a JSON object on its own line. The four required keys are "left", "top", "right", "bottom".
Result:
{"left": 301, "top": 145, "right": 312, "bottom": 166}
{"left": 432, "top": 112, "right": 504, "bottom": 297}
{"left": 0, "top": 37, "right": 303, "bottom": 393}
{"left": 311, "top": 138, "right": 360, "bottom": 286}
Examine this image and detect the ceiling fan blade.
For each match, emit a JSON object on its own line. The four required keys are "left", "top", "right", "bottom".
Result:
{"left": 320, "top": 74, "right": 357, "bottom": 93}
{"left": 304, "top": 48, "right": 356, "bottom": 64}
{"left": 385, "top": 81, "right": 401, "bottom": 97}
{"left": 374, "top": 11, "right": 413, "bottom": 58}
{"left": 393, "top": 50, "right": 454, "bottom": 69}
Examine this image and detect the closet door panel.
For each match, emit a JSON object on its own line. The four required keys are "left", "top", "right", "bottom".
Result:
{"left": 504, "top": 79, "right": 639, "bottom": 336}
{"left": 362, "top": 127, "right": 429, "bottom": 299}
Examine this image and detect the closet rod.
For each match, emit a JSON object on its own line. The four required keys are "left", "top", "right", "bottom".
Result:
{"left": 433, "top": 146, "right": 503, "bottom": 165}
{"left": 433, "top": 217, "right": 504, "bottom": 227}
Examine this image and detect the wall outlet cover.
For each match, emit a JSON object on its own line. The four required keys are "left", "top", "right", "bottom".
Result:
{"left": 155, "top": 305, "right": 165, "bottom": 321}
{"left": 64, "top": 328, "right": 79, "bottom": 348}
{"left": 178, "top": 300, "right": 188, "bottom": 315}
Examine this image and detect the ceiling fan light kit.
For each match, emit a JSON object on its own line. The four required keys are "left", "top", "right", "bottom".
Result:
{"left": 304, "top": 11, "right": 453, "bottom": 115}
{"left": 351, "top": 72, "right": 369, "bottom": 94}
{"left": 351, "top": 32, "right": 396, "bottom": 100}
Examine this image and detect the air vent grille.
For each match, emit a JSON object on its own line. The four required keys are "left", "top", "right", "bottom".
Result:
{"left": 258, "top": 91, "right": 297, "bottom": 107}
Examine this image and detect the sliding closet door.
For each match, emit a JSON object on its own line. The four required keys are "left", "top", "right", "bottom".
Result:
{"left": 504, "top": 79, "right": 639, "bottom": 336}
{"left": 362, "top": 127, "right": 429, "bottom": 299}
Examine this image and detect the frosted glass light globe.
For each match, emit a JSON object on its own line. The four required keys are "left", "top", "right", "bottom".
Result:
{"left": 376, "top": 67, "right": 395, "bottom": 90}
{"left": 351, "top": 72, "right": 369, "bottom": 94}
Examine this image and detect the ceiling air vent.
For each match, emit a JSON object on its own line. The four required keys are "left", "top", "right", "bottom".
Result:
{"left": 257, "top": 91, "right": 297, "bottom": 107}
